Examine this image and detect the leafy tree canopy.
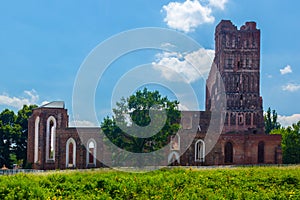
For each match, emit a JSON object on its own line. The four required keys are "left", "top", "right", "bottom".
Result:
{"left": 264, "top": 107, "right": 281, "bottom": 134}
{"left": 101, "top": 88, "right": 181, "bottom": 154}
{"left": 271, "top": 121, "right": 300, "bottom": 164}
{"left": 0, "top": 105, "right": 37, "bottom": 168}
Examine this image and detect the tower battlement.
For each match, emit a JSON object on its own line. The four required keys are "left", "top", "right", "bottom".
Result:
{"left": 207, "top": 20, "right": 264, "bottom": 133}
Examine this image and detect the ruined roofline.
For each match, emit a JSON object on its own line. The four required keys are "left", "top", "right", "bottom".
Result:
{"left": 216, "top": 20, "right": 259, "bottom": 32}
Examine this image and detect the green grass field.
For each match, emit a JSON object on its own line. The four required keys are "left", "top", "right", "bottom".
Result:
{"left": 0, "top": 166, "right": 299, "bottom": 199}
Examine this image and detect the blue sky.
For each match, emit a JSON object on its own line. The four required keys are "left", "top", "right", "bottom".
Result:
{"left": 0, "top": 0, "right": 299, "bottom": 127}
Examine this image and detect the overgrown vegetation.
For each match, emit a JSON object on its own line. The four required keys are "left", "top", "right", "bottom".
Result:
{"left": 0, "top": 166, "right": 299, "bottom": 199}
{"left": 271, "top": 122, "right": 300, "bottom": 164}
{"left": 0, "top": 105, "right": 37, "bottom": 168}
{"left": 264, "top": 107, "right": 300, "bottom": 164}
{"left": 101, "top": 88, "right": 180, "bottom": 153}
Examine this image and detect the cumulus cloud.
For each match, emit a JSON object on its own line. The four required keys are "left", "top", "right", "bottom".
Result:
{"left": 162, "top": 0, "right": 214, "bottom": 32}
{"left": 209, "top": 0, "right": 228, "bottom": 10}
{"left": 162, "top": 0, "right": 228, "bottom": 32}
{"left": 278, "top": 114, "right": 300, "bottom": 127}
{"left": 69, "top": 120, "right": 97, "bottom": 127}
{"left": 0, "top": 90, "right": 39, "bottom": 109}
{"left": 280, "top": 65, "right": 292, "bottom": 75}
{"left": 282, "top": 83, "right": 300, "bottom": 92}
{"left": 152, "top": 48, "right": 214, "bottom": 83}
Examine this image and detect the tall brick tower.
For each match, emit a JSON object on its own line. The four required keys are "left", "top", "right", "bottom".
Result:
{"left": 206, "top": 20, "right": 264, "bottom": 133}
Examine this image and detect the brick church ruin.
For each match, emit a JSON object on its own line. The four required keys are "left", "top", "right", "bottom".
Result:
{"left": 27, "top": 20, "right": 282, "bottom": 170}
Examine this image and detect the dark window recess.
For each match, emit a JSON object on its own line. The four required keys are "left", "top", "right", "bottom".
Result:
{"left": 225, "top": 142, "right": 233, "bottom": 163}
{"left": 258, "top": 142, "right": 264, "bottom": 163}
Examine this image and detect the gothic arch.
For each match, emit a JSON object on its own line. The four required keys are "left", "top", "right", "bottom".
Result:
{"left": 34, "top": 116, "right": 40, "bottom": 163}
{"left": 238, "top": 113, "right": 244, "bottom": 125}
{"left": 195, "top": 139, "right": 205, "bottom": 162}
{"left": 86, "top": 139, "right": 97, "bottom": 167}
{"left": 46, "top": 116, "right": 56, "bottom": 161}
{"left": 66, "top": 138, "right": 76, "bottom": 168}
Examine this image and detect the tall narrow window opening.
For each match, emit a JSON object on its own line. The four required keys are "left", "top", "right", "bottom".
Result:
{"left": 258, "top": 141, "right": 265, "bottom": 163}
{"left": 225, "top": 142, "right": 233, "bottom": 163}
{"left": 34, "top": 116, "right": 40, "bottom": 163}
{"left": 66, "top": 138, "right": 76, "bottom": 168}
{"left": 46, "top": 116, "right": 56, "bottom": 161}
{"left": 195, "top": 140, "right": 205, "bottom": 162}
{"left": 87, "top": 139, "right": 96, "bottom": 167}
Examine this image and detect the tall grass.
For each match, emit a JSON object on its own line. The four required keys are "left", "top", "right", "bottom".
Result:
{"left": 0, "top": 166, "right": 299, "bottom": 199}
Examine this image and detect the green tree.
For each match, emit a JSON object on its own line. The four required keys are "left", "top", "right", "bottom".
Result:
{"left": 13, "top": 105, "right": 37, "bottom": 167}
{"left": 271, "top": 121, "right": 300, "bottom": 164}
{"left": 101, "top": 88, "right": 181, "bottom": 154}
{"left": 264, "top": 107, "right": 281, "bottom": 134}
{"left": 0, "top": 109, "right": 16, "bottom": 168}
{"left": 0, "top": 105, "right": 37, "bottom": 168}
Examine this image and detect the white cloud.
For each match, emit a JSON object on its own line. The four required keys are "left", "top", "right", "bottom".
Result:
{"left": 69, "top": 120, "right": 97, "bottom": 127}
{"left": 162, "top": 0, "right": 214, "bottom": 32}
{"left": 152, "top": 48, "right": 214, "bottom": 83}
{"left": 160, "top": 42, "right": 176, "bottom": 49}
{"left": 282, "top": 83, "right": 300, "bottom": 92}
{"left": 178, "top": 103, "right": 189, "bottom": 110}
{"left": 280, "top": 65, "right": 292, "bottom": 75}
{"left": 209, "top": 0, "right": 228, "bottom": 10}
{"left": 0, "top": 90, "right": 39, "bottom": 109}
{"left": 40, "top": 101, "right": 50, "bottom": 106}
{"left": 278, "top": 114, "right": 300, "bottom": 127}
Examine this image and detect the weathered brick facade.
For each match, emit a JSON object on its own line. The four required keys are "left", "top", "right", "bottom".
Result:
{"left": 27, "top": 20, "right": 282, "bottom": 170}
{"left": 27, "top": 103, "right": 104, "bottom": 170}
{"left": 176, "top": 20, "right": 282, "bottom": 166}
{"left": 206, "top": 20, "right": 264, "bottom": 133}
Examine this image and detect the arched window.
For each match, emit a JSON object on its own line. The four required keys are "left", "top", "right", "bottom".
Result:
{"left": 239, "top": 114, "right": 244, "bottom": 125}
{"left": 195, "top": 139, "right": 205, "bottom": 162}
{"left": 66, "top": 138, "right": 76, "bottom": 168}
{"left": 258, "top": 141, "right": 265, "bottom": 163}
{"left": 224, "top": 142, "right": 233, "bottom": 163}
{"left": 34, "top": 116, "right": 40, "bottom": 163}
{"left": 170, "top": 134, "right": 180, "bottom": 150}
{"left": 230, "top": 113, "right": 236, "bottom": 125}
{"left": 168, "top": 151, "right": 180, "bottom": 165}
{"left": 225, "top": 113, "right": 229, "bottom": 125}
{"left": 87, "top": 139, "right": 96, "bottom": 167}
{"left": 46, "top": 116, "right": 56, "bottom": 161}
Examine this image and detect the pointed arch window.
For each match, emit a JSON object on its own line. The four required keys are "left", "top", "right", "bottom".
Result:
{"left": 87, "top": 139, "right": 96, "bottom": 167}
{"left": 34, "top": 116, "right": 40, "bottom": 163}
{"left": 66, "top": 138, "right": 76, "bottom": 168}
{"left": 46, "top": 116, "right": 56, "bottom": 161}
{"left": 195, "top": 139, "right": 205, "bottom": 162}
